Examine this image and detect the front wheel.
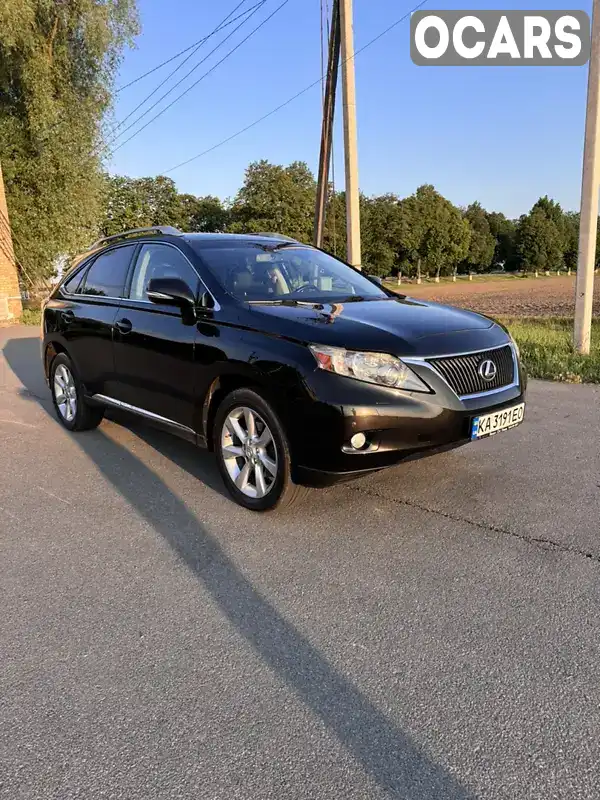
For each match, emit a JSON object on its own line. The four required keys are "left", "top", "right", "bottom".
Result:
{"left": 50, "top": 353, "right": 104, "bottom": 432}
{"left": 213, "top": 388, "right": 307, "bottom": 511}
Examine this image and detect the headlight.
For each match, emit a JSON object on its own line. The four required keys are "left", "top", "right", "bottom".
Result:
{"left": 309, "top": 344, "right": 430, "bottom": 392}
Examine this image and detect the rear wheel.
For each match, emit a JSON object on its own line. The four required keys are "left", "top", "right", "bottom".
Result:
{"left": 213, "top": 388, "right": 307, "bottom": 511}
{"left": 50, "top": 353, "right": 104, "bottom": 432}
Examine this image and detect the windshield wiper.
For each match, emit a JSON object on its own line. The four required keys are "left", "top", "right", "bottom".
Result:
{"left": 336, "top": 295, "right": 391, "bottom": 303}
{"left": 271, "top": 242, "right": 302, "bottom": 251}
{"left": 248, "top": 298, "right": 304, "bottom": 306}
{"left": 255, "top": 242, "right": 303, "bottom": 253}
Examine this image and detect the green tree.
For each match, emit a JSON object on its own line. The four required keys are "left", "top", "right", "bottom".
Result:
{"left": 400, "top": 185, "right": 470, "bottom": 280}
{"left": 523, "top": 196, "right": 568, "bottom": 271}
{"left": 100, "top": 175, "right": 147, "bottom": 237}
{"left": 462, "top": 202, "right": 495, "bottom": 273}
{"left": 563, "top": 211, "right": 580, "bottom": 271}
{"left": 515, "top": 208, "right": 563, "bottom": 272}
{"left": 531, "top": 196, "right": 568, "bottom": 249}
{"left": 177, "top": 194, "right": 229, "bottom": 232}
{"left": 100, "top": 175, "right": 180, "bottom": 236}
{"left": 486, "top": 211, "right": 517, "bottom": 270}
{"left": 322, "top": 189, "right": 346, "bottom": 260}
{"left": 228, "top": 160, "right": 316, "bottom": 242}
{"left": 392, "top": 194, "right": 426, "bottom": 279}
{"left": 136, "top": 175, "right": 182, "bottom": 227}
{"left": 360, "top": 194, "right": 402, "bottom": 277}
{"left": 0, "top": 0, "right": 139, "bottom": 279}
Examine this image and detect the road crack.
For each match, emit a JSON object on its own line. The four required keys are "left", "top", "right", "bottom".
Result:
{"left": 351, "top": 484, "right": 600, "bottom": 564}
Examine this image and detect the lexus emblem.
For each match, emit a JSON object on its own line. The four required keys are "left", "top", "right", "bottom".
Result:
{"left": 478, "top": 359, "right": 497, "bottom": 382}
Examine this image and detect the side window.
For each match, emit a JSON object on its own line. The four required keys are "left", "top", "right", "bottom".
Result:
{"left": 62, "top": 266, "right": 86, "bottom": 295}
{"left": 128, "top": 243, "right": 200, "bottom": 302}
{"left": 80, "top": 245, "right": 135, "bottom": 298}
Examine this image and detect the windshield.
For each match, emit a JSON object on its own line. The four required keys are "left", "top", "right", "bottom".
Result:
{"left": 193, "top": 242, "right": 388, "bottom": 303}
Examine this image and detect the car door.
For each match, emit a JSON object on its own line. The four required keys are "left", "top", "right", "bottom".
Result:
{"left": 111, "top": 241, "right": 200, "bottom": 431}
{"left": 57, "top": 244, "right": 136, "bottom": 396}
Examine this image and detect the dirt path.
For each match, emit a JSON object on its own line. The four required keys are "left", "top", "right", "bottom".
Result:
{"left": 397, "top": 276, "right": 600, "bottom": 317}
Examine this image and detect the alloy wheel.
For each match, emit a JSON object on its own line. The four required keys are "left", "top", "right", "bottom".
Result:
{"left": 53, "top": 364, "right": 77, "bottom": 423}
{"left": 220, "top": 406, "right": 278, "bottom": 498}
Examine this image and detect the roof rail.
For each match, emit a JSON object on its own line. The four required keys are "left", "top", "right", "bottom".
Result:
{"left": 87, "top": 225, "right": 183, "bottom": 252}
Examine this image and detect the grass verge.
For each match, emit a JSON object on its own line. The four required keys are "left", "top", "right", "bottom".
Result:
{"left": 20, "top": 307, "right": 42, "bottom": 326}
{"left": 500, "top": 317, "right": 600, "bottom": 383}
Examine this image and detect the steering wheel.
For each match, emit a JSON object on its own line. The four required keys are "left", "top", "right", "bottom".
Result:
{"left": 291, "top": 282, "right": 317, "bottom": 295}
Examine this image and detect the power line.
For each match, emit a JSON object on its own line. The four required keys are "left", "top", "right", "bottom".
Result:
{"left": 319, "top": 0, "right": 325, "bottom": 105}
{"left": 164, "top": 0, "right": 428, "bottom": 175}
{"left": 116, "top": 2, "right": 263, "bottom": 94}
{"left": 105, "top": 0, "right": 281, "bottom": 154}
{"left": 106, "top": 0, "right": 267, "bottom": 149}
{"left": 112, "top": 1, "right": 263, "bottom": 134}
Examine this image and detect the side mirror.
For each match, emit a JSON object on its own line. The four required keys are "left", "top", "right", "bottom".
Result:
{"left": 147, "top": 277, "right": 196, "bottom": 307}
{"left": 368, "top": 274, "right": 383, "bottom": 286}
{"left": 199, "top": 290, "right": 215, "bottom": 310}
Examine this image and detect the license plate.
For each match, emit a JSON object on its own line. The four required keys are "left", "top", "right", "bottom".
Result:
{"left": 471, "top": 403, "right": 525, "bottom": 440}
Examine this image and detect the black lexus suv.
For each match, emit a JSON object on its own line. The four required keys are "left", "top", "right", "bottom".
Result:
{"left": 41, "top": 226, "right": 526, "bottom": 511}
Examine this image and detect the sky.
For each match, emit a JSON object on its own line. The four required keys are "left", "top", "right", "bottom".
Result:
{"left": 107, "top": 0, "right": 593, "bottom": 219}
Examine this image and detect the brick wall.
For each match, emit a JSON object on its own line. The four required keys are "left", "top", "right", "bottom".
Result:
{"left": 0, "top": 161, "right": 22, "bottom": 321}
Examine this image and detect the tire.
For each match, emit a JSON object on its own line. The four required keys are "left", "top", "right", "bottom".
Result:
{"left": 50, "top": 353, "right": 104, "bottom": 432}
{"left": 213, "top": 388, "right": 308, "bottom": 511}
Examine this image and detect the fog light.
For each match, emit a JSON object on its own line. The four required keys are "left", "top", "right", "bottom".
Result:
{"left": 350, "top": 432, "right": 367, "bottom": 450}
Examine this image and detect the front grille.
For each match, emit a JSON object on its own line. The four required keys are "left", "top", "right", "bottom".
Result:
{"left": 427, "top": 345, "right": 515, "bottom": 397}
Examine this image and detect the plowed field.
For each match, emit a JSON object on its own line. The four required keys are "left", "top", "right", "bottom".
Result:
{"left": 398, "top": 276, "right": 600, "bottom": 317}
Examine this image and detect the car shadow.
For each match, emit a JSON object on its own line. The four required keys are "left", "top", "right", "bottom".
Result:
{"left": 4, "top": 334, "right": 229, "bottom": 500}
{"left": 106, "top": 408, "right": 228, "bottom": 498}
{"left": 3, "top": 336, "right": 475, "bottom": 799}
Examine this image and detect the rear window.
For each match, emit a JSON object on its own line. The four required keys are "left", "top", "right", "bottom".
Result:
{"left": 81, "top": 245, "right": 136, "bottom": 298}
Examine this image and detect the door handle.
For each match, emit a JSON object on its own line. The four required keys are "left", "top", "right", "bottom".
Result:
{"left": 61, "top": 309, "right": 75, "bottom": 324}
{"left": 115, "top": 317, "right": 132, "bottom": 334}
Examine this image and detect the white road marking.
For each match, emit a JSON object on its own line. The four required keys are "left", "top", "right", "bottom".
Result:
{"left": 0, "top": 418, "right": 36, "bottom": 428}
{"left": 38, "top": 487, "right": 72, "bottom": 505}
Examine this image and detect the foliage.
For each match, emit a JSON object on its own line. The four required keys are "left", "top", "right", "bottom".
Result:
{"left": 360, "top": 194, "right": 402, "bottom": 277}
{"left": 462, "top": 202, "right": 495, "bottom": 273}
{"left": 394, "top": 195, "right": 426, "bottom": 278}
{"left": 486, "top": 212, "right": 517, "bottom": 270}
{"left": 100, "top": 174, "right": 184, "bottom": 236}
{"left": 227, "top": 160, "right": 315, "bottom": 242}
{"left": 322, "top": 189, "right": 346, "bottom": 260}
{"left": 0, "top": 0, "right": 139, "bottom": 280}
{"left": 564, "top": 211, "right": 580, "bottom": 271}
{"left": 501, "top": 317, "right": 600, "bottom": 383}
{"left": 531, "top": 196, "right": 569, "bottom": 251}
{"left": 19, "top": 306, "right": 42, "bottom": 326}
{"left": 177, "top": 194, "right": 229, "bottom": 232}
{"left": 96, "top": 171, "right": 599, "bottom": 280}
{"left": 515, "top": 208, "right": 563, "bottom": 272}
{"left": 401, "top": 185, "right": 471, "bottom": 278}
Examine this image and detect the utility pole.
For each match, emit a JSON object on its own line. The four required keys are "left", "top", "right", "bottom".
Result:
{"left": 339, "top": 0, "right": 361, "bottom": 268}
{"left": 313, "top": 0, "right": 341, "bottom": 249}
{"left": 574, "top": 0, "right": 600, "bottom": 354}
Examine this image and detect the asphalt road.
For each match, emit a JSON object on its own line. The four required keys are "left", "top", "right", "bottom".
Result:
{"left": 1, "top": 326, "right": 600, "bottom": 800}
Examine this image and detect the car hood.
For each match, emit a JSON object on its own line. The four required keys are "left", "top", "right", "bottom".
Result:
{"left": 247, "top": 296, "right": 508, "bottom": 356}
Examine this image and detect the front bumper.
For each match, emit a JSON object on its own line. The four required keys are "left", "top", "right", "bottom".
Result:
{"left": 289, "top": 349, "right": 526, "bottom": 485}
